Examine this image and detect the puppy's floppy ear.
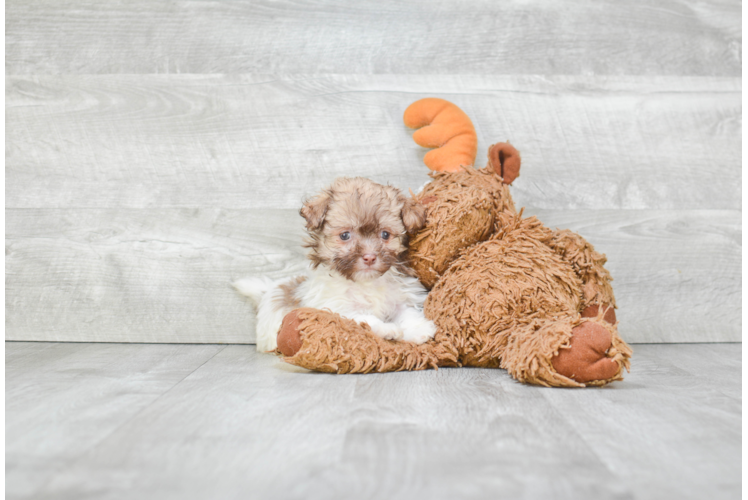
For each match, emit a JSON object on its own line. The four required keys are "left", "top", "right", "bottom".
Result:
{"left": 400, "top": 195, "right": 427, "bottom": 234}
{"left": 300, "top": 190, "right": 331, "bottom": 230}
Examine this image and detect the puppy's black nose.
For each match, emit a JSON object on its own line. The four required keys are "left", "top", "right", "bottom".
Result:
{"left": 362, "top": 254, "right": 377, "bottom": 266}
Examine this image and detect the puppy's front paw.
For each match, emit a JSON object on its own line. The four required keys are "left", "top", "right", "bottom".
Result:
{"left": 401, "top": 318, "right": 437, "bottom": 345}
{"left": 371, "top": 322, "right": 404, "bottom": 341}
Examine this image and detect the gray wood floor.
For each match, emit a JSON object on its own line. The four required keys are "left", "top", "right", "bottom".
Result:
{"left": 5, "top": 1, "right": 742, "bottom": 345}
{"left": 6, "top": 341, "right": 741, "bottom": 500}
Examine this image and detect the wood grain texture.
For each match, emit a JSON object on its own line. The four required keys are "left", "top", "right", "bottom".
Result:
{"left": 6, "top": 74, "right": 741, "bottom": 210}
{"left": 6, "top": 208, "right": 740, "bottom": 344}
{"left": 5, "top": 0, "right": 741, "bottom": 76}
{"left": 6, "top": 1, "right": 741, "bottom": 346}
{"left": 5, "top": 341, "right": 741, "bottom": 500}
{"left": 5, "top": 342, "right": 226, "bottom": 500}
{"left": 4, "top": 208, "right": 309, "bottom": 344}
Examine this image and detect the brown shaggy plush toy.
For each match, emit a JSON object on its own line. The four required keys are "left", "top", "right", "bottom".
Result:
{"left": 274, "top": 98, "right": 632, "bottom": 388}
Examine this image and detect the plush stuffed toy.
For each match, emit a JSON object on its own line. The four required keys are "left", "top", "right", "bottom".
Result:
{"left": 274, "top": 98, "right": 632, "bottom": 388}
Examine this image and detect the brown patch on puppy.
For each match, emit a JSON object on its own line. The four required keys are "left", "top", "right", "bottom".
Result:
{"left": 357, "top": 215, "right": 380, "bottom": 237}
{"left": 333, "top": 242, "right": 364, "bottom": 280}
{"left": 273, "top": 276, "right": 306, "bottom": 310}
{"left": 300, "top": 177, "right": 424, "bottom": 281}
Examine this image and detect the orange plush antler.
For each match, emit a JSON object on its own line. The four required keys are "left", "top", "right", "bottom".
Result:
{"left": 403, "top": 98, "right": 478, "bottom": 172}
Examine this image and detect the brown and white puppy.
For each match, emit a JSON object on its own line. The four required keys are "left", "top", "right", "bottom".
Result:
{"left": 235, "top": 177, "right": 437, "bottom": 352}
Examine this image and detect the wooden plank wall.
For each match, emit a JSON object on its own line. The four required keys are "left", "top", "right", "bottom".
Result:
{"left": 6, "top": 0, "right": 741, "bottom": 344}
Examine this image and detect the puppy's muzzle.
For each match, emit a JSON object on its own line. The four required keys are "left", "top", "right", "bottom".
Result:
{"left": 362, "top": 254, "right": 377, "bottom": 266}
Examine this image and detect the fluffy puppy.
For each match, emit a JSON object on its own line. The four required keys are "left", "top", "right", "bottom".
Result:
{"left": 235, "top": 177, "right": 437, "bottom": 353}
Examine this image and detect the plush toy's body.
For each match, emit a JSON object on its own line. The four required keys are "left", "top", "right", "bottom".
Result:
{"left": 271, "top": 99, "right": 631, "bottom": 388}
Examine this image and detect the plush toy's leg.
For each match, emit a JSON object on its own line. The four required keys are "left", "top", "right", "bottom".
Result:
{"left": 547, "top": 229, "right": 617, "bottom": 312}
{"left": 500, "top": 312, "right": 632, "bottom": 388}
{"left": 540, "top": 229, "right": 632, "bottom": 385}
{"left": 499, "top": 317, "right": 581, "bottom": 387}
{"left": 276, "top": 308, "right": 459, "bottom": 374}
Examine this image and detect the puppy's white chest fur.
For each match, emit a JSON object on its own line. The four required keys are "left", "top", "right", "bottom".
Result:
{"left": 296, "top": 267, "right": 426, "bottom": 321}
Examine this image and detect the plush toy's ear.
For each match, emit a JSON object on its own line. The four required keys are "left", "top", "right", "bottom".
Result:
{"left": 400, "top": 196, "right": 427, "bottom": 234}
{"left": 300, "top": 191, "right": 331, "bottom": 230}
{"left": 488, "top": 142, "right": 521, "bottom": 184}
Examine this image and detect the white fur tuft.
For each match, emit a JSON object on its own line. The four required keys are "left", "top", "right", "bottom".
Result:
{"left": 233, "top": 277, "right": 276, "bottom": 306}
{"left": 234, "top": 276, "right": 303, "bottom": 353}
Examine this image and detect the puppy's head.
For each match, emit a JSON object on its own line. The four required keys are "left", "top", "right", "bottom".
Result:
{"left": 300, "top": 177, "right": 426, "bottom": 281}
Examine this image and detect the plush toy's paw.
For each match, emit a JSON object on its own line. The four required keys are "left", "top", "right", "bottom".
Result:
{"left": 277, "top": 310, "right": 304, "bottom": 357}
{"left": 401, "top": 317, "right": 437, "bottom": 345}
{"left": 551, "top": 321, "right": 620, "bottom": 384}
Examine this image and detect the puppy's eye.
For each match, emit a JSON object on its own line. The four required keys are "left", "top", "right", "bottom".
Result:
{"left": 340, "top": 231, "right": 351, "bottom": 241}
{"left": 381, "top": 230, "right": 390, "bottom": 240}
